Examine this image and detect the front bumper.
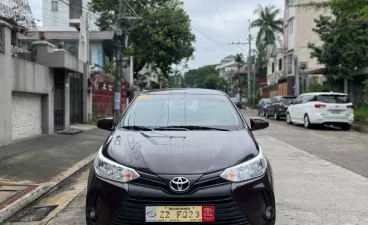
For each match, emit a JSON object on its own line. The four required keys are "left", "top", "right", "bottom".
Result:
{"left": 86, "top": 165, "right": 275, "bottom": 225}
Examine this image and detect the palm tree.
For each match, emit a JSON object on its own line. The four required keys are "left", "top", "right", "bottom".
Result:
{"left": 234, "top": 53, "right": 245, "bottom": 71}
{"left": 250, "top": 4, "right": 284, "bottom": 48}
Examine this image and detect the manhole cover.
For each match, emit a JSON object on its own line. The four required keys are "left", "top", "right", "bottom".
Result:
{"left": 9, "top": 205, "right": 58, "bottom": 222}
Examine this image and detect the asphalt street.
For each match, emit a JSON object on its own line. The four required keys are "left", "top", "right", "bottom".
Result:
{"left": 8, "top": 109, "right": 368, "bottom": 225}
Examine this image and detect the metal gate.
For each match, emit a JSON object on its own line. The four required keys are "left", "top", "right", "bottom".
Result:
{"left": 69, "top": 72, "right": 83, "bottom": 124}
{"left": 54, "top": 71, "right": 65, "bottom": 131}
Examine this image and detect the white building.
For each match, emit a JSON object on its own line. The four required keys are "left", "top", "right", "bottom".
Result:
{"left": 41, "top": 0, "right": 99, "bottom": 31}
{"left": 283, "top": 0, "right": 328, "bottom": 94}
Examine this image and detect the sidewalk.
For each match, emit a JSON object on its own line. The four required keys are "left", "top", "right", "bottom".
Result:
{"left": 0, "top": 126, "right": 109, "bottom": 223}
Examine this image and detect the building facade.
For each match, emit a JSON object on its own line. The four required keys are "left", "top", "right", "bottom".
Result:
{"left": 283, "top": 0, "right": 328, "bottom": 95}
{"left": 41, "top": 0, "right": 99, "bottom": 31}
{"left": 0, "top": 21, "right": 89, "bottom": 146}
{"left": 19, "top": 31, "right": 115, "bottom": 72}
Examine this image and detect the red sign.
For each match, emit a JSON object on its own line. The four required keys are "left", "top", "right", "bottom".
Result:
{"left": 202, "top": 206, "right": 215, "bottom": 222}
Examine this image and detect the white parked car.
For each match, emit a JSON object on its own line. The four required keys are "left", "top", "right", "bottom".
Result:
{"left": 286, "top": 92, "right": 354, "bottom": 130}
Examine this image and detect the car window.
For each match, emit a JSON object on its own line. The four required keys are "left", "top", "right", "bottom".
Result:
{"left": 293, "top": 96, "right": 303, "bottom": 104}
{"left": 272, "top": 97, "right": 279, "bottom": 103}
{"left": 281, "top": 97, "right": 296, "bottom": 106}
{"left": 122, "top": 94, "right": 243, "bottom": 130}
{"left": 301, "top": 95, "right": 310, "bottom": 103}
{"left": 317, "top": 94, "right": 350, "bottom": 104}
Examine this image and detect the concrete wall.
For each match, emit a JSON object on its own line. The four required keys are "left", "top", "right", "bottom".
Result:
{"left": 0, "top": 22, "right": 54, "bottom": 146}
{"left": 0, "top": 23, "right": 13, "bottom": 146}
{"left": 12, "top": 92, "right": 43, "bottom": 140}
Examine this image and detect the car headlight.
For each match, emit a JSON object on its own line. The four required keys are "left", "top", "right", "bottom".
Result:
{"left": 220, "top": 148, "right": 267, "bottom": 182}
{"left": 94, "top": 146, "right": 140, "bottom": 182}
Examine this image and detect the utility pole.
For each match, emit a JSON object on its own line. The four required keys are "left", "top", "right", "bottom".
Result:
{"left": 113, "top": 0, "right": 126, "bottom": 124}
{"left": 229, "top": 20, "right": 252, "bottom": 107}
{"left": 294, "top": 55, "right": 300, "bottom": 96}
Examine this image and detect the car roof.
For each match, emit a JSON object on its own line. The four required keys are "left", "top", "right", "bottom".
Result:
{"left": 141, "top": 88, "right": 225, "bottom": 95}
{"left": 272, "top": 95, "right": 296, "bottom": 98}
{"left": 299, "top": 92, "right": 347, "bottom": 96}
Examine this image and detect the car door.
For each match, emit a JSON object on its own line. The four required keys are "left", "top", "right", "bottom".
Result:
{"left": 273, "top": 97, "right": 281, "bottom": 115}
{"left": 299, "top": 95, "right": 312, "bottom": 119}
{"left": 267, "top": 97, "right": 275, "bottom": 115}
{"left": 289, "top": 95, "right": 303, "bottom": 122}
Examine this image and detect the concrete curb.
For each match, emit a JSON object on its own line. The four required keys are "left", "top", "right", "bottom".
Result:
{"left": 0, "top": 152, "right": 96, "bottom": 224}
{"left": 351, "top": 123, "right": 368, "bottom": 133}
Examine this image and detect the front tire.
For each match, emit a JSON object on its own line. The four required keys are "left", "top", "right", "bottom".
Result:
{"left": 304, "top": 114, "right": 312, "bottom": 129}
{"left": 286, "top": 112, "right": 293, "bottom": 124}
{"left": 266, "top": 110, "right": 270, "bottom": 118}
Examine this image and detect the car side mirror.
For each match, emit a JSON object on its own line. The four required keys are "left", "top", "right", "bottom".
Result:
{"left": 97, "top": 117, "right": 115, "bottom": 131}
{"left": 250, "top": 117, "right": 269, "bottom": 131}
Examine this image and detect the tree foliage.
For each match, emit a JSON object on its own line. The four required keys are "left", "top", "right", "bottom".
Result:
{"left": 234, "top": 53, "right": 244, "bottom": 70}
{"left": 89, "top": 0, "right": 195, "bottom": 79}
{"left": 203, "top": 74, "right": 219, "bottom": 90}
{"left": 168, "top": 70, "right": 186, "bottom": 88}
{"left": 250, "top": 4, "right": 283, "bottom": 47}
{"left": 304, "top": 0, "right": 368, "bottom": 80}
{"left": 184, "top": 65, "right": 218, "bottom": 88}
{"left": 92, "top": 61, "right": 116, "bottom": 75}
{"left": 253, "top": 42, "right": 268, "bottom": 78}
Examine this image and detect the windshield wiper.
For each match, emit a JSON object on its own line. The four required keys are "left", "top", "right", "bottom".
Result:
{"left": 153, "top": 126, "right": 190, "bottom": 131}
{"left": 121, "top": 126, "right": 152, "bottom": 131}
{"left": 157, "top": 126, "right": 229, "bottom": 131}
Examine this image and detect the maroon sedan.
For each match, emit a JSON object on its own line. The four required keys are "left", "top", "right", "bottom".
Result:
{"left": 86, "top": 88, "right": 275, "bottom": 225}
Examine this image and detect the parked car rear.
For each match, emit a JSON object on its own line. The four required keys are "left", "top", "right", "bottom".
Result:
{"left": 286, "top": 92, "right": 354, "bottom": 130}
{"left": 266, "top": 96, "right": 296, "bottom": 120}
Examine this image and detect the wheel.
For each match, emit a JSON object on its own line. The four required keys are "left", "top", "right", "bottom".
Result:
{"left": 265, "top": 110, "right": 270, "bottom": 118}
{"left": 286, "top": 112, "right": 293, "bottom": 124}
{"left": 341, "top": 124, "right": 351, "bottom": 131}
{"left": 274, "top": 111, "right": 279, "bottom": 120}
{"left": 304, "top": 114, "right": 312, "bottom": 129}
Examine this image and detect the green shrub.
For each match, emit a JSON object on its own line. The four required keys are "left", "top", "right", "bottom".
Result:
{"left": 355, "top": 104, "right": 368, "bottom": 120}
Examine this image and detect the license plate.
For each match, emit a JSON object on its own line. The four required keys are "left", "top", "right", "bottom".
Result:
{"left": 145, "top": 206, "right": 215, "bottom": 222}
{"left": 330, "top": 110, "right": 341, "bottom": 114}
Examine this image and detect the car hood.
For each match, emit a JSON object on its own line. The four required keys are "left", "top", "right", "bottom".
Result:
{"left": 103, "top": 129, "right": 259, "bottom": 174}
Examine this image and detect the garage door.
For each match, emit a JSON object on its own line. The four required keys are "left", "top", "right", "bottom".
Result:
{"left": 12, "top": 92, "right": 42, "bottom": 141}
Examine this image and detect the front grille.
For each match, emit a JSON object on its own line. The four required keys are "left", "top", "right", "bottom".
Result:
{"left": 130, "top": 171, "right": 230, "bottom": 194}
{"left": 110, "top": 195, "right": 251, "bottom": 225}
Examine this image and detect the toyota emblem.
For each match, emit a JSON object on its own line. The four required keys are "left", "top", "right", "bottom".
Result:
{"left": 170, "top": 177, "right": 191, "bottom": 192}
{"left": 204, "top": 208, "right": 212, "bottom": 214}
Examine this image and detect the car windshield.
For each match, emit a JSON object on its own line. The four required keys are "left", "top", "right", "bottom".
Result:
{"left": 121, "top": 94, "right": 243, "bottom": 131}
{"left": 282, "top": 97, "right": 296, "bottom": 106}
{"left": 317, "top": 95, "right": 350, "bottom": 104}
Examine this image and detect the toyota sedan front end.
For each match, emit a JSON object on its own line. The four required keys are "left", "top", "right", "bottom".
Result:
{"left": 86, "top": 89, "right": 275, "bottom": 225}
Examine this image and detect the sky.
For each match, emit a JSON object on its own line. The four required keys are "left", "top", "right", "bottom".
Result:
{"left": 28, "top": 0, "right": 284, "bottom": 70}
